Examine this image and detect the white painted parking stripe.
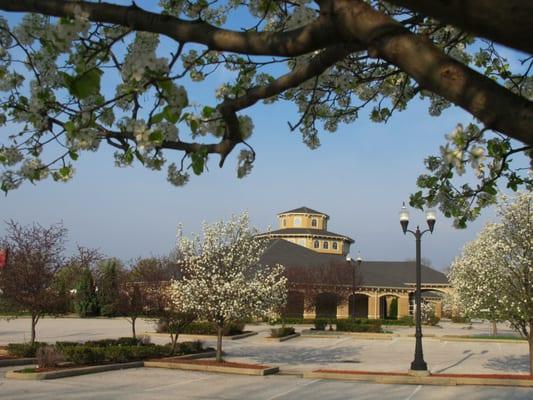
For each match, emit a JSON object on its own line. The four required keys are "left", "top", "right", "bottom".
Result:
{"left": 265, "top": 378, "right": 320, "bottom": 400}
{"left": 144, "top": 376, "right": 211, "bottom": 391}
{"left": 404, "top": 384, "right": 422, "bottom": 400}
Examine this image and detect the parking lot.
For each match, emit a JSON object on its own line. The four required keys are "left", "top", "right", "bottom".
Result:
{"left": 1, "top": 317, "right": 531, "bottom": 399}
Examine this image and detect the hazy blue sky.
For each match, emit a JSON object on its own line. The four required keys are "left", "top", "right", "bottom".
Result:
{"left": 0, "top": 5, "right": 514, "bottom": 271}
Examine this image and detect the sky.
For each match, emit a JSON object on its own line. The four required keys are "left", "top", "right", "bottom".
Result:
{"left": 0, "top": 3, "right": 517, "bottom": 271}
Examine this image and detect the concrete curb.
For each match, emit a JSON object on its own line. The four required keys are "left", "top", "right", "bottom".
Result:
{"left": 439, "top": 336, "right": 526, "bottom": 344}
{"left": 303, "top": 371, "right": 533, "bottom": 387}
{"left": 144, "top": 360, "right": 279, "bottom": 376}
{"left": 0, "top": 357, "right": 36, "bottom": 367}
{"left": 5, "top": 361, "right": 144, "bottom": 380}
{"left": 300, "top": 330, "right": 396, "bottom": 340}
{"left": 266, "top": 333, "right": 301, "bottom": 342}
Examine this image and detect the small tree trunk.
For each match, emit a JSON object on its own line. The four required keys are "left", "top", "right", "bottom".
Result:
{"left": 216, "top": 325, "right": 223, "bottom": 362}
{"left": 170, "top": 333, "right": 179, "bottom": 355}
{"left": 131, "top": 316, "right": 137, "bottom": 339}
{"left": 30, "top": 313, "right": 37, "bottom": 344}
{"left": 490, "top": 320, "right": 498, "bottom": 336}
{"left": 529, "top": 323, "right": 533, "bottom": 375}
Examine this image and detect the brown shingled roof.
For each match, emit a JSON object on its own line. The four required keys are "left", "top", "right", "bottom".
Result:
{"left": 260, "top": 239, "right": 448, "bottom": 288}
{"left": 277, "top": 207, "right": 328, "bottom": 217}
{"left": 257, "top": 228, "right": 354, "bottom": 243}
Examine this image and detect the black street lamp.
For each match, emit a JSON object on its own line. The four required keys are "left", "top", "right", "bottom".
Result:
{"left": 399, "top": 202, "right": 436, "bottom": 374}
{"left": 346, "top": 253, "right": 362, "bottom": 319}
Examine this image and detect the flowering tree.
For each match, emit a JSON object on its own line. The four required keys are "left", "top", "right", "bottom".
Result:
{"left": 0, "top": 1, "right": 531, "bottom": 226}
{"left": 0, "top": 221, "right": 67, "bottom": 343}
{"left": 170, "top": 213, "right": 287, "bottom": 361}
{"left": 449, "top": 192, "right": 533, "bottom": 372}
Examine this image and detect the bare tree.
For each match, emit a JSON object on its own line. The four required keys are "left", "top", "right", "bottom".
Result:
{"left": 0, "top": 221, "right": 68, "bottom": 343}
{"left": 285, "top": 260, "right": 362, "bottom": 316}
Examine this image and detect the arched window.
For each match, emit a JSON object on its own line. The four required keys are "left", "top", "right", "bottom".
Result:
{"left": 311, "top": 219, "right": 317, "bottom": 227}
{"left": 332, "top": 242, "right": 338, "bottom": 250}
{"left": 294, "top": 217, "right": 302, "bottom": 227}
{"left": 323, "top": 241, "right": 329, "bottom": 249}
{"left": 283, "top": 219, "right": 286, "bottom": 227}
{"left": 313, "top": 240, "right": 319, "bottom": 248}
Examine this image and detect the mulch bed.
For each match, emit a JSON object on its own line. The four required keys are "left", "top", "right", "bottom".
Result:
{"left": 152, "top": 358, "right": 268, "bottom": 370}
{"left": 315, "top": 369, "right": 533, "bottom": 380}
{"left": 317, "top": 369, "right": 409, "bottom": 376}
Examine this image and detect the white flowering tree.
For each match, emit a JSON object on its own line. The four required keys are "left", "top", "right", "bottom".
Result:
{"left": 0, "top": 1, "right": 532, "bottom": 226}
{"left": 449, "top": 192, "right": 533, "bottom": 372}
{"left": 170, "top": 212, "right": 287, "bottom": 362}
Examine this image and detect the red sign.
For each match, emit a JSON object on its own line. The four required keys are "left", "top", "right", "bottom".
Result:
{"left": 0, "top": 248, "right": 7, "bottom": 269}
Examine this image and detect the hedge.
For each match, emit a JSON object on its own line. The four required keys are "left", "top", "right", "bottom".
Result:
{"left": 7, "top": 342, "right": 47, "bottom": 358}
{"left": 270, "top": 327, "right": 296, "bottom": 338}
{"left": 59, "top": 340, "right": 205, "bottom": 365}
{"left": 336, "top": 319, "right": 383, "bottom": 332}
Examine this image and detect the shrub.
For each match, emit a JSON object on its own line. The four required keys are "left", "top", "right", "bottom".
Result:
{"left": 425, "top": 313, "right": 440, "bottom": 326}
{"left": 36, "top": 345, "right": 60, "bottom": 368}
{"left": 61, "top": 345, "right": 106, "bottom": 365}
{"left": 336, "top": 320, "right": 383, "bottom": 333}
{"left": 176, "top": 340, "right": 204, "bottom": 355}
{"left": 270, "top": 327, "right": 296, "bottom": 338}
{"left": 7, "top": 342, "right": 46, "bottom": 358}
{"left": 55, "top": 341, "right": 82, "bottom": 351}
{"left": 116, "top": 337, "right": 141, "bottom": 346}
{"left": 269, "top": 317, "right": 315, "bottom": 325}
{"left": 314, "top": 318, "right": 328, "bottom": 330}
{"left": 380, "top": 316, "right": 414, "bottom": 326}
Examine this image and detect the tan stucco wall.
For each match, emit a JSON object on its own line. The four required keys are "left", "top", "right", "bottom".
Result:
{"left": 278, "top": 213, "right": 328, "bottom": 230}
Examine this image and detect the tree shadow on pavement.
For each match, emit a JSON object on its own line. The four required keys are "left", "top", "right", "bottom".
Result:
{"left": 484, "top": 355, "right": 529, "bottom": 373}
{"left": 227, "top": 345, "right": 361, "bottom": 365}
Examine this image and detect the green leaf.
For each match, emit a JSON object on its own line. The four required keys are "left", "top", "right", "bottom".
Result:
{"left": 59, "top": 166, "right": 71, "bottom": 177}
{"left": 124, "top": 149, "right": 134, "bottom": 165}
{"left": 163, "top": 106, "right": 180, "bottom": 124}
{"left": 149, "top": 131, "right": 163, "bottom": 143}
{"left": 68, "top": 150, "right": 78, "bottom": 161}
{"left": 190, "top": 119, "right": 199, "bottom": 134}
{"left": 63, "top": 68, "right": 103, "bottom": 100}
{"left": 201, "top": 106, "right": 216, "bottom": 118}
{"left": 191, "top": 151, "right": 207, "bottom": 176}
{"left": 150, "top": 112, "right": 165, "bottom": 125}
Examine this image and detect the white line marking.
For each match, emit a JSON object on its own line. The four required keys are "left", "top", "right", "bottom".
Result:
{"left": 144, "top": 376, "right": 210, "bottom": 392}
{"left": 404, "top": 384, "right": 422, "bottom": 400}
{"left": 265, "top": 378, "right": 320, "bottom": 400}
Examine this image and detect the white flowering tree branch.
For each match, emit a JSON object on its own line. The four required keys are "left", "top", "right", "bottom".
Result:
{"left": 0, "top": 0, "right": 531, "bottom": 226}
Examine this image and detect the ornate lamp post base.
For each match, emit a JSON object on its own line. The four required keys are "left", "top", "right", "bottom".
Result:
{"left": 408, "top": 369, "right": 431, "bottom": 377}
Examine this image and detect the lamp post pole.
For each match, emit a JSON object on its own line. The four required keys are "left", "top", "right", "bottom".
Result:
{"left": 347, "top": 253, "right": 363, "bottom": 319}
{"left": 400, "top": 203, "right": 436, "bottom": 374}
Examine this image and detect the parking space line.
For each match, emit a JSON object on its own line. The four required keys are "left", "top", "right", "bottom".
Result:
{"left": 404, "top": 385, "right": 422, "bottom": 400}
{"left": 264, "top": 378, "right": 320, "bottom": 400}
{"left": 144, "top": 376, "right": 211, "bottom": 392}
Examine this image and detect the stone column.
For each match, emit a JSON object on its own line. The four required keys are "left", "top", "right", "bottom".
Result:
{"left": 337, "top": 301, "right": 349, "bottom": 319}
{"left": 368, "top": 293, "right": 380, "bottom": 319}
{"left": 398, "top": 295, "right": 410, "bottom": 317}
{"left": 434, "top": 301, "right": 442, "bottom": 319}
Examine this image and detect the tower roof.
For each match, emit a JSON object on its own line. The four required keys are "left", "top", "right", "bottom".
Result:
{"left": 277, "top": 207, "right": 328, "bottom": 217}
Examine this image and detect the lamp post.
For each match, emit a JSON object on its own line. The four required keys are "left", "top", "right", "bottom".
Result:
{"left": 400, "top": 202, "right": 436, "bottom": 374}
{"left": 346, "top": 253, "right": 363, "bottom": 319}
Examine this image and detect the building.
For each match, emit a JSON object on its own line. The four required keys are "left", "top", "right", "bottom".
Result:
{"left": 258, "top": 207, "right": 449, "bottom": 320}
